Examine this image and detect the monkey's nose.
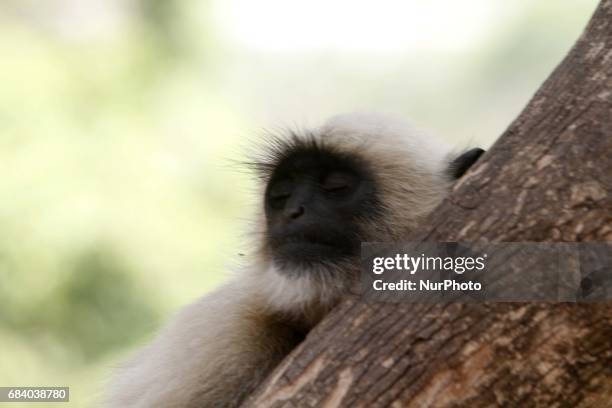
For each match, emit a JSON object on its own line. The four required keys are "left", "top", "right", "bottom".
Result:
{"left": 286, "top": 205, "right": 305, "bottom": 220}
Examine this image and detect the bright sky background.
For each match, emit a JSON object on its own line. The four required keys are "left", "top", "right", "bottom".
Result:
{"left": 215, "top": 0, "right": 514, "bottom": 53}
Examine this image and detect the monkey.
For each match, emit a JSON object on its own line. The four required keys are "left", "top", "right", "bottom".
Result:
{"left": 103, "top": 112, "right": 484, "bottom": 408}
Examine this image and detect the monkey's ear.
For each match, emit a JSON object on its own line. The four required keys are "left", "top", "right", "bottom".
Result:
{"left": 448, "top": 148, "right": 485, "bottom": 179}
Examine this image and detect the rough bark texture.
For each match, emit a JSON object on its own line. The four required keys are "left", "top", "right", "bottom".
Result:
{"left": 244, "top": 1, "right": 612, "bottom": 407}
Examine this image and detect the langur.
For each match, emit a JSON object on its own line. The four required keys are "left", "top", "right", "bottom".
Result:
{"left": 104, "top": 113, "right": 484, "bottom": 408}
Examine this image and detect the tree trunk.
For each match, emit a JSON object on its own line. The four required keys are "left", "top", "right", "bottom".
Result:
{"left": 244, "top": 1, "right": 612, "bottom": 407}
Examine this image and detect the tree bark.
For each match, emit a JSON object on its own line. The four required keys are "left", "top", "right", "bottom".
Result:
{"left": 244, "top": 1, "right": 612, "bottom": 407}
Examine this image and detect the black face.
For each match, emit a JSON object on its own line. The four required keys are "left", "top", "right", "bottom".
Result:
{"left": 264, "top": 148, "right": 379, "bottom": 270}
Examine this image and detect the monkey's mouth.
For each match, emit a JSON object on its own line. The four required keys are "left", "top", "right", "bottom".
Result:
{"left": 268, "top": 230, "right": 358, "bottom": 267}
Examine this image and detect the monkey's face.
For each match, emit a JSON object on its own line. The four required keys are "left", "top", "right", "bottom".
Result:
{"left": 264, "top": 148, "right": 380, "bottom": 272}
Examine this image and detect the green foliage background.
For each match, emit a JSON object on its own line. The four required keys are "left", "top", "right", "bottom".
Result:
{"left": 0, "top": 1, "right": 597, "bottom": 406}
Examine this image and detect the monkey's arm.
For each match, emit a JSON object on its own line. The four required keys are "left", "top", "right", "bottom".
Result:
{"left": 104, "top": 281, "right": 301, "bottom": 408}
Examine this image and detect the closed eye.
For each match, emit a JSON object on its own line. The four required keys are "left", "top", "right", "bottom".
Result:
{"left": 271, "top": 191, "right": 291, "bottom": 200}
{"left": 323, "top": 184, "right": 348, "bottom": 192}
{"left": 321, "top": 171, "right": 357, "bottom": 193}
{"left": 268, "top": 180, "right": 293, "bottom": 201}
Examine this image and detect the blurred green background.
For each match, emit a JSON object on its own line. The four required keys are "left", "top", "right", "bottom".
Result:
{"left": 0, "top": 0, "right": 598, "bottom": 406}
